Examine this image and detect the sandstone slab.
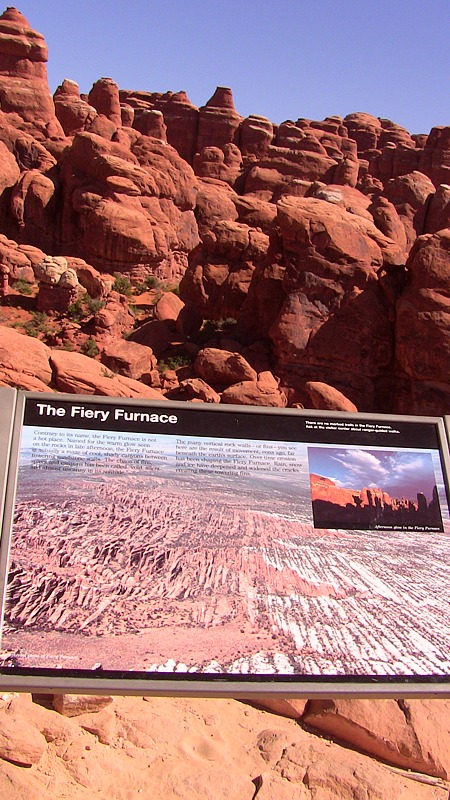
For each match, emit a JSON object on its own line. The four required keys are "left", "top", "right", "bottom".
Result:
{"left": 50, "top": 348, "right": 166, "bottom": 398}
{"left": 0, "top": 325, "right": 51, "bottom": 384}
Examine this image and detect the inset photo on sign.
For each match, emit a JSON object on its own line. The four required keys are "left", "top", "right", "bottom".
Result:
{"left": 307, "top": 446, "right": 444, "bottom": 532}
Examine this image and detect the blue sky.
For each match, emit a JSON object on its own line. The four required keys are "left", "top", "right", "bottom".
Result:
{"left": 11, "top": 0, "right": 450, "bottom": 136}
{"left": 308, "top": 446, "right": 439, "bottom": 499}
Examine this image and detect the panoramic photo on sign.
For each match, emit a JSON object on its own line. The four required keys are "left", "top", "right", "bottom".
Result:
{"left": 1, "top": 389, "right": 450, "bottom": 693}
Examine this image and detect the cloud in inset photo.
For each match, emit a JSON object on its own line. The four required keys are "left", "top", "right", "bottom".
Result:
{"left": 308, "top": 447, "right": 438, "bottom": 501}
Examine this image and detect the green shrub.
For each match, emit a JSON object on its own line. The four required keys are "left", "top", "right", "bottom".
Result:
{"left": 216, "top": 317, "right": 237, "bottom": 331}
{"left": 191, "top": 320, "right": 217, "bottom": 345}
{"left": 145, "top": 275, "right": 161, "bottom": 290}
{"left": 67, "top": 297, "right": 85, "bottom": 323}
{"left": 101, "top": 367, "right": 115, "bottom": 378}
{"left": 158, "top": 354, "right": 192, "bottom": 373}
{"left": 80, "top": 338, "right": 99, "bottom": 358}
{"left": 13, "top": 279, "right": 33, "bottom": 295}
{"left": 85, "top": 296, "right": 106, "bottom": 314}
{"left": 23, "top": 312, "right": 50, "bottom": 338}
{"left": 113, "top": 273, "right": 133, "bottom": 297}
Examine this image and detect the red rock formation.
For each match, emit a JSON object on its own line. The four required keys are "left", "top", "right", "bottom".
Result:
{"left": 0, "top": 7, "right": 64, "bottom": 139}
{"left": 260, "top": 196, "right": 403, "bottom": 408}
{"left": 88, "top": 77, "right": 122, "bottom": 127}
{"left": 395, "top": 229, "right": 450, "bottom": 413}
{"left": 344, "top": 112, "right": 382, "bottom": 155}
{"left": 2, "top": 693, "right": 448, "bottom": 799}
{"left": 240, "top": 114, "right": 273, "bottom": 161}
{"left": 0, "top": 7, "right": 448, "bottom": 420}
{"left": 120, "top": 88, "right": 199, "bottom": 163}
{"left": 196, "top": 87, "right": 242, "bottom": 153}
{"left": 53, "top": 79, "right": 97, "bottom": 136}
{"left": 304, "top": 699, "right": 450, "bottom": 780}
{"left": 382, "top": 171, "right": 435, "bottom": 248}
{"left": 0, "top": 325, "right": 52, "bottom": 384}
{"left": 58, "top": 131, "right": 199, "bottom": 280}
{"left": 419, "top": 126, "right": 450, "bottom": 187}
{"left": 33, "top": 254, "right": 79, "bottom": 313}
{"left": 50, "top": 348, "right": 166, "bottom": 397}
{"left": 133, "top": 108, "right": 167, "bottom": 140}
{"left": 310, "top": 474, "right": 357, "bottom": 507}
{"left": 424, "top": 183, "right": 450, "bottom": 233}
{"left": 180, "top": 220, "right": 269, "bottom": 320}
{"left": 194, "top": 143, "right": 242, "bottom": 184}
{"left": 194, "top": 179, "right": 239, "bottom": 238}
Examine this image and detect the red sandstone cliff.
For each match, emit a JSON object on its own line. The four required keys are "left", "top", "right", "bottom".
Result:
{"left": 0, "top": 7, "right": 448, "bottom": 413}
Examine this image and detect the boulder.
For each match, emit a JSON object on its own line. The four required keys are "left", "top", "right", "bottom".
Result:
{"left": 9, "top": 168, "right": 58, "bottom": 250}
{"left": 0, "top": 234, "right": 34, "bottom": 282}
{"left": 418, "top": 125, "right": 450, "bottom": 187}
{"left": 221, "top": 377, "right": 287, "bottom": 406}
{"left": 246, "top": 146, "right": 338, "bottom": 195}
{"left": 266, "top": 197, "right": 399, "bottom": 408}
{"left": 369, "top": 195, "right": 408, "bottom": 251}
{"left": 128, "top": 318, "right": 174, "bottom": 357}
{"left": 0, "top": 140, "right": 20, "bottom": 197}
{"left": 0, "top": 712, "right": 46, "bottom": 766}
{"left": 233, "top": 195, "right": 277, "bottom": 233}
{"left": 194, "top": 347, "right": 257, "bottom": 387}
{"left": 305, "top": 381, "right": 358, "bottom": 411}
{"left": 34, "top": 254, "right": 79, "bottom": 312}
{"left": 92, "top": 295, "right": 135, "bottom": 339}
{"left": 67, "top": 258, "right": 113, "bottom": 298}
{"left": 52, "top": 695, "right": 113, "bottom": 718}
{"left": 344, "top": 112, "right": 382, "bottom": 154}
{"left": 424, "top": 184, "right": 450, "bottom": 233}
{"left": 134, "top": 108, "right": 167, "bottom": 140}
{"left": 177, "top": 377, "right": 220, "bottom": 403}
{"left": 382, "top": 171, "right": 435, "bottom": 247}
{"left": 0, "top": 367, "right": 52, "bottom": 392}
{"left": 101, "top": 339, "right": 156, "bottom": 379}
{"left": 194, "top": 143, "right": 241, "bottom": 184}
{"left": 153, "top": 291, "right": 184, "bottom": 321}
{"left": 306, "top": 183, "right": 372, "bottom": 220}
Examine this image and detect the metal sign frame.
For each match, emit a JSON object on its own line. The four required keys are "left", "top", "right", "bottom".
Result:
{"left": 1, "top": 388, "right": 450, "bottom": 698}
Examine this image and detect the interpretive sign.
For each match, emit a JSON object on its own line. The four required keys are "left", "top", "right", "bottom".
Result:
{"left": 1, "top": 388, "right": 450, "bottom": 697}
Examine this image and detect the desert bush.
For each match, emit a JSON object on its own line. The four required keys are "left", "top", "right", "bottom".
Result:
{"left": 80, "top": 338, "right": 99, "bottom": 357}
